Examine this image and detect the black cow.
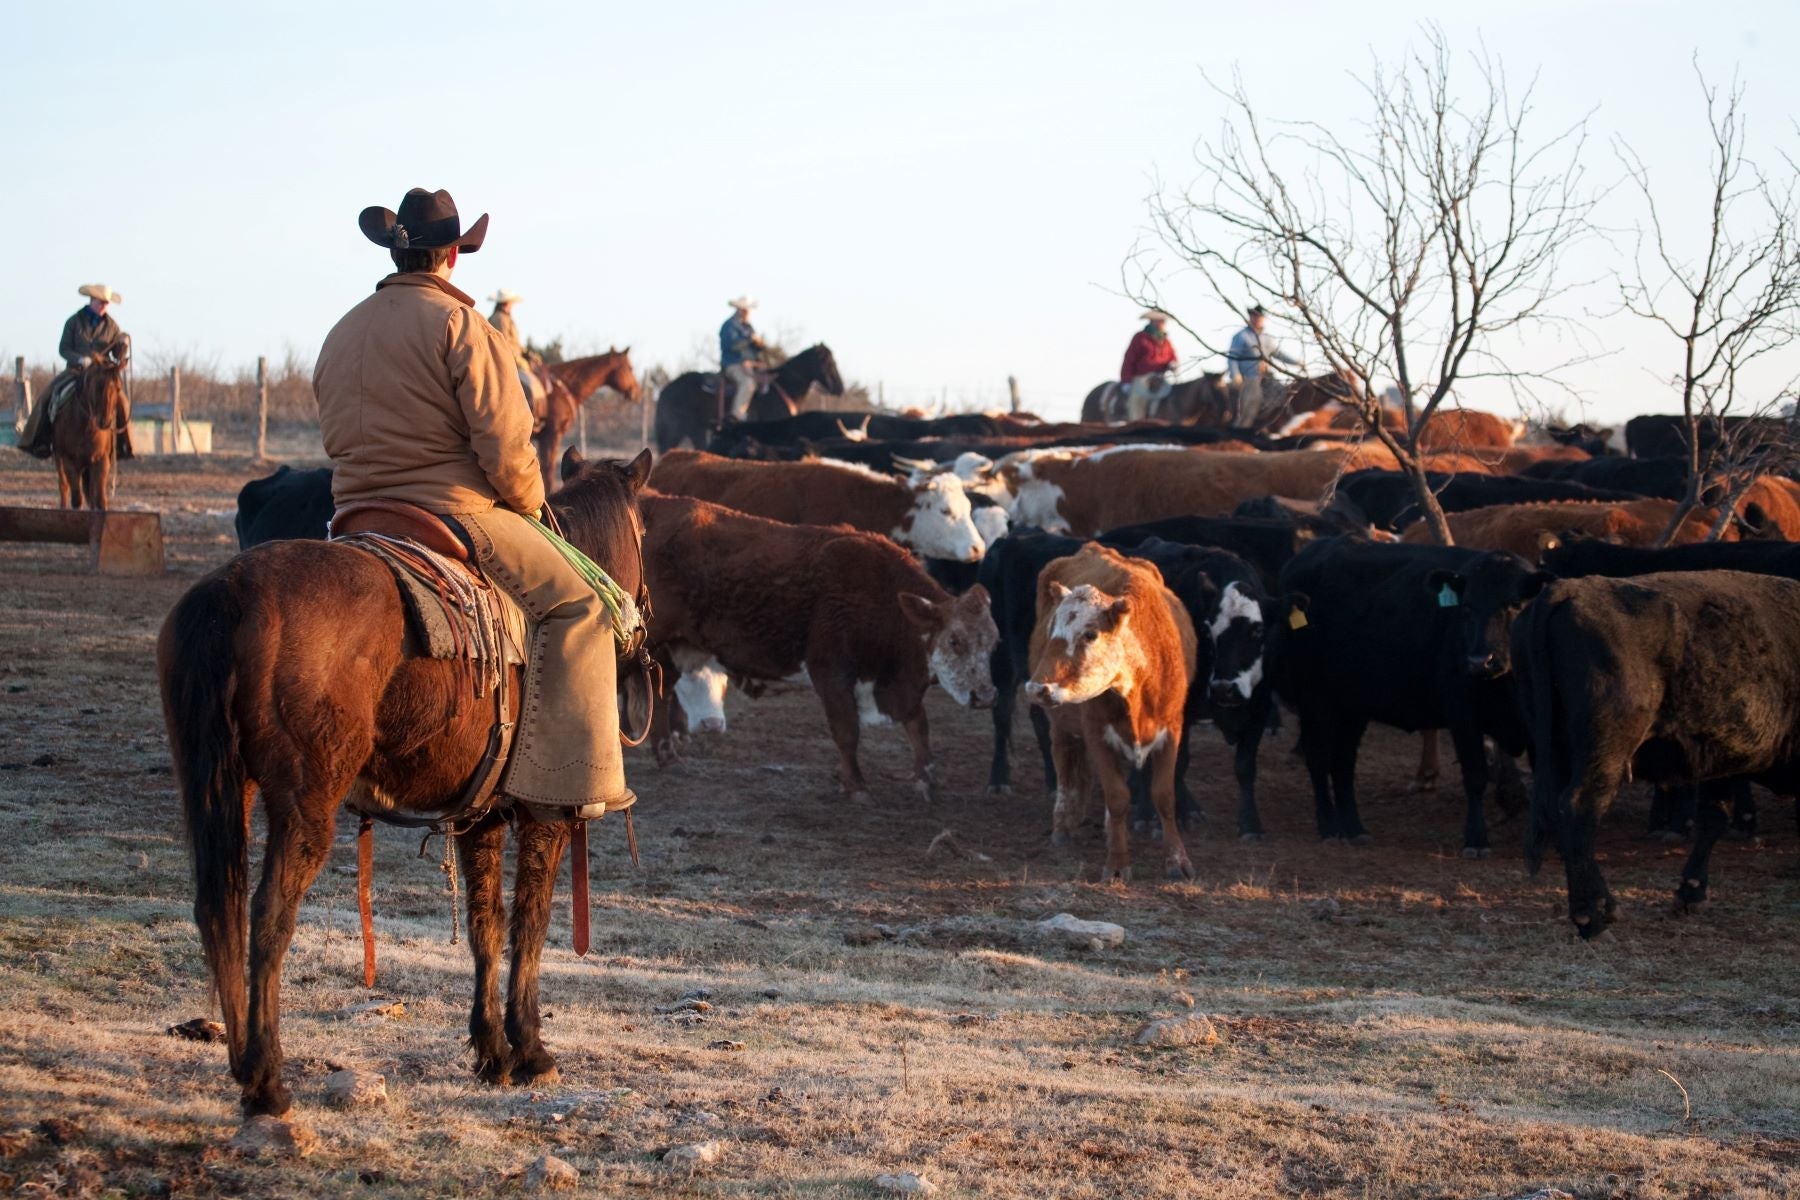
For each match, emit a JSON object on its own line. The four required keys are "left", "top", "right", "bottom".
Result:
{"left": 1275, "top": 538, "right": 1547, "bottom": 854}
{"left": 707, "top": 410, "right": 1013, "bottom": 451}
{"left": 979, "top": 531, "right": 1292, "bottom": 839}
{"left": 1624, "top": 413, "right": 1795, "bottom": 460}
{"left": 1512, "top": 571, "right": 1800, "bottom": 936}
{"left": 1539, "top": 536, "right": 1800, "bottom": 839}
{"left": 1521, "top": 455, "right": 1691, "bottom": 499}
{"left": 1097, "top": 515, "right": 1308, "bottom": 590}
{"left": 1332, "top": 469, "right": 1637, "bottom": 532}
{"left": 235, "top": 464, "right": 334, "bottom": 548}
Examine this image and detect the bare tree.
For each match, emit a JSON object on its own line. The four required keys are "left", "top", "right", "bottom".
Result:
{"left": 1134, "top": 27, "right": 1594, "bottom": 544}
{"left": 1616, "top": 64, "right": 1800, "bottom": 545}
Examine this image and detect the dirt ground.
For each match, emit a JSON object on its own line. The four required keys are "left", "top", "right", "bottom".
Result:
{"left": 2, "top": 442, "right": 1798, "bottom": 1199}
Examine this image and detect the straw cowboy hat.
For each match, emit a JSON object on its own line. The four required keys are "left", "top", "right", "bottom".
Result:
{"left": 358, "top": 187, "right": 489, "bottom": 253}
{"left": 78, "top": 284, "right": 122, "bottom": 304}
{"left": 1140, "top": 308, "right": 1170, "bottom": 323}
{"left": 727, "top": 296, "right": 757, "bottom": 310}
{"left": 489, "top": 289, "right": 523, "bottom": 306}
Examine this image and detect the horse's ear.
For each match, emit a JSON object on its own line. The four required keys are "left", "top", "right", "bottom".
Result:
{"left": 608, "top": 345, "right": 618, "bottom": 355}
{"left": 560, "top": 445, "right": 586, "bottom": 483}
{"left": 626, "top": 447, "right": 654, "bottom": 492}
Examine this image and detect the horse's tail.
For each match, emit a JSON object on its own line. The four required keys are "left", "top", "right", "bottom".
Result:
{"left": 157, "top": 572, "right": 252, "bottom": 1071}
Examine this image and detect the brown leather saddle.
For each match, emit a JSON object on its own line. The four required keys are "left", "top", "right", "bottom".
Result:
{"left": 330, "top": 498, "right": 474, "bottom": 563}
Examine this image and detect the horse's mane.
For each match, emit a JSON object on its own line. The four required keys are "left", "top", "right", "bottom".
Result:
{"left": 548, "top": 458, "right": 644, "bottom": 593}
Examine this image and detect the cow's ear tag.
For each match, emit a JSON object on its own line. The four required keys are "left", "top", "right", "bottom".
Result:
{"left": 1288, "top": 608, "right": 1308, "bottom": 630}
{"left": 1438, "top": 584, "right": 1460, "bottom": 608}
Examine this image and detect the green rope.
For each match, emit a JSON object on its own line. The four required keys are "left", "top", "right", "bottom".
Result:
{"left": 526, "top": 515, "right": 642, "bottom": 652}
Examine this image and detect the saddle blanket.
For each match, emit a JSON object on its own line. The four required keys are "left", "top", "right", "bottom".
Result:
{"left": 335, "top": 532, "right": 526, "bottom": 695}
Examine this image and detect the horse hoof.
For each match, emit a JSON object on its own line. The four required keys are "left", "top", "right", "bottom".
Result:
{"left": 1130, "top": 819, "right": 1149, "bottom": 835}
{"left": 1462, "top": 846, "right": 1491, "bottom": 860}
{"left": 241, "top": 1081, "right": 295, "bottom": 1119}
{"left": 914, "top": 780, "right": 937, "bottom": 804}
{"left": 1104, "top": 867, "right": 1131, "bottom": 886}
{"left": 511, "top": 1060, "right": 560, "bottom": 1087}
{"left": 1349, "top": 833, "right": 1375, "bottom": 847}
{"left": 1166, "top": 861, "right": 1195, "bottom": 881}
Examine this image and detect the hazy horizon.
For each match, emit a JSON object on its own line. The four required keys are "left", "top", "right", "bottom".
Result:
{"left": 7, "top": 0, "right": 1798, "bottom": 424}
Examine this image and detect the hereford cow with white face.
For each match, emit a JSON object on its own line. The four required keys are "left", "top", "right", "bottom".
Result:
{"left": 1024, "top": 544, "right": 1197, "bottom": 882}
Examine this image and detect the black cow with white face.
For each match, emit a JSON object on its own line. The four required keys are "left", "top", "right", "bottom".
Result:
{"left": 1275, "top": 537, "right": 1548, "bottom": 854}
{"left": 1512, "top": 570, "right": 1800, "bottom": 937}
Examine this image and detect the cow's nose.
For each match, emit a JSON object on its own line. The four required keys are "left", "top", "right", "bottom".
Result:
{"left": 964, "top": 544, "right": 984, "bottom": 563}
{"left": 1024, "top": 681, "right": 1049, "bottom": 705}
{"left": 1209, "top": 683, "right": 1245, "bottom": 707}
{"left": 698, "top": 717, "right": 726, "bottom": 734}
{"left": 1468, "top": 653, "right": 1503, "bottom": 677}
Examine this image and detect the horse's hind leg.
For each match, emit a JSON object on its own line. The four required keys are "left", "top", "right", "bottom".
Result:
{"left": 56, "top": 458, "right": 75, "bottom": 509}
{"left": 457, "top": 814, "right": 511, "bottom": 1084}
{"left": 239, "top": 788, "right": 341, "bottom": 1116}
{"left": 505, "top": 816, "right": 571, "bottom": 1084}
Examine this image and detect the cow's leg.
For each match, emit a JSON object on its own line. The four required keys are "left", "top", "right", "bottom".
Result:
{"left": 1129, "top": 763, "right": 1154, "bottom": 835}
{"left": 1233, "top": 711, "right": 1266, "bottom": 842}
{"left": 1093, "top": 742, "right": 1135, "bottom": 884}
{"left": 1409, "top": 731, "right": 1440, "bottom": 793}
{"left": 1675, "top": 780, "right": 1734, "bottom": 913}
{"left": 1299, "top": 712, "right": 1340, "bottom": 840}
{"left": 1450, "top": 723, "right": 1493, "bottom": 858}
{"left": 1560, "top": 773, "right": 1622, "bottom": 938}
{"left": 457, "top": 814, "right": 511, "bottom": 1084}
{"left": 902, "top": 707, "right": 935, "bottom": 803}
{"left": 1647, "top": 785, "right": 1695, "bottom": 842}
{"left": 505, "top": 817, "right": 570, "bottom": 1085}
{"left": 812, "top": 673, "right": 869, "bottom": 801}
{"left": 1150, "top": 741, "right": 1194, "bottom": 880}
{"left": 1028, "top": 703, "right": 1056, "bottom": 795}
{"left": 1330, "top": 720, "right": 1371, "bottom": 844}
{"left": 1727, "top": 778, "right": 1756, "bottom": 839}
{"left": 651, "top": 656, "right": 683, "bottom": 766}
{"left": 1172, "top": 719, "right": 1203, "bottom": 831}
{"left": 1048, "top": 723, "right": 1088, "bottom": 845}
{"left": 987, "top": 671, "right": 1015, "bottom": 796}
{"left": 1489, "top": 748, "right": 1527, "bottom": 823}
{"left": 239, "top": 793, "right": 338, "bottom": 1116}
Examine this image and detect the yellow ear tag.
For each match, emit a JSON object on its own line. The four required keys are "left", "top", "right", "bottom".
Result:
{"left": 1288, "top": 609, "right": 1308, "bottom": 630}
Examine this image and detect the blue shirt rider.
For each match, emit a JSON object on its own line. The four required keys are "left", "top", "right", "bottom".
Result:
{"left": 719, "top": 296, "right": 766, "bottom": 418}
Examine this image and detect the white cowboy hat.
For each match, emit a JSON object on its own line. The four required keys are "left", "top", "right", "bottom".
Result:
{"left": 488, "top": 289, "right": 522, "bottom": 306}
{"left": 727, "top": 296, "right": 757, "bottom": 310}
{"left": 78, "top": 284, "right": 122, "bottom": 304}
{"left": 1140, "top": 308, "right": 1170, "bottom": 322}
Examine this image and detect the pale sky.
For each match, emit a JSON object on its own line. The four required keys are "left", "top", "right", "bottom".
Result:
{"left": 5, "top": 1, "right": 1797, "bottom": 423}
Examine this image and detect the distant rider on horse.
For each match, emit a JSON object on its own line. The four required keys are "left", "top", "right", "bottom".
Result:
{"left": 18, "top": 284, "right": 133, "bottom": 460}
{"left": 720, "top": 295, "right": 766, "bottom": 419}
{"left": 1226, "top": 304, "right": 1301, "bottom": 427}
{"left": 1119, "top": 309, "right": 1178, "bottom": 421}
{"left": 313, "top": 187, "right": 628, "bottom": 813}
{"left": 488, "top": 288, "right": 548, "bottom": 419}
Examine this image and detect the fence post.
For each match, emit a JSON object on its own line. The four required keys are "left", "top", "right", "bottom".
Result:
{"left": 169, "top": 367, "right": 181, "bottom": 455}
{"left": 579, "top": 404, "right": 590, "bottom": 457}
{"left": 256, "top": 356, "right": 269, "bottom": 460}
{"left": 1007, "top": 375, "right": 1020, "bottom": 414}
{"left": 12, "top": 356, "right": 23, "bottom": 430}
{"left": 639, "top": 390, "right": 651, "bottom": 450}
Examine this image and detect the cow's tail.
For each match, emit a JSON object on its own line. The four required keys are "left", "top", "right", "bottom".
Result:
{"left": 1518, "top": 595, "right": 1561, "bottom": 877}
{"left": 158, "top": 575, "right": 252, "bottom": 1072}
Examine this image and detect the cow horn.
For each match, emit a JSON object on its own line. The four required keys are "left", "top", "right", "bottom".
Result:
{"left": 892, "top": 455, "right": 941, "bottom": 474}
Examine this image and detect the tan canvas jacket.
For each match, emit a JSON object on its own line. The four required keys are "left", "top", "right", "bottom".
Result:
{"left": 314, "top": 272, "right": 544, "bottom": 516}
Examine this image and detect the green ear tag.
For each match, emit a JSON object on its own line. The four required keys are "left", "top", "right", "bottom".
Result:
{"left": 1438, "top": 583, "right": 1459, "bottom": 608}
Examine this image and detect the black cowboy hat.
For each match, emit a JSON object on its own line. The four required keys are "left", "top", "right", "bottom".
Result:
{"left": 358, "top": 187, "right": 489, "bottom": 253}
{"left": 1246, "top": 304, "right": 1266, "bottom": 318}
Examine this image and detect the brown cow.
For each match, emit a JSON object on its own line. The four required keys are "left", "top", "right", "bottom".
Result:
{"left": 1415, "top": 409, "right": 1521, "bottom": 451}
{"left": 639, "top": 491, "right": 998, "bottom": 801}
{"left": 1402, "top": 499, "right": 1736, "bottom": 559}
{"left": 1742, "top": 475, "right": 1800, "bottom": 539}
{"left": 651, "top": 449, "right": 988, "bottom": 562}
{"left": 1024, "top": 544, "right": 1197, "bottom": 883}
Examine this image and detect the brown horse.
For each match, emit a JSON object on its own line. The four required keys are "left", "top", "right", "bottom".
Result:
{"left": 532, "top": 349, "right": 640, "bottom": 494}
{"left": 158, "top": 451, "right": 651, "bottom": 1119}
{"left": 52, "top": 353, "right": 128, "bottom": 510}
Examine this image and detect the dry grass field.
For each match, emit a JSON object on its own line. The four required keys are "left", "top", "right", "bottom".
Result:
{"left": 2, "top": 441, "right": 1798, "bottom": 1199}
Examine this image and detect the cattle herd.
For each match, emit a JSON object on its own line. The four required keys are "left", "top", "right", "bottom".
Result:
{"left": 237, "top": 404, "right": 1800, "bottom": 941}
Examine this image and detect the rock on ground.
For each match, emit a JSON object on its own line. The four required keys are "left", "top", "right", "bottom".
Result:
{"left": 325, "top": 1068, "right": 387, "bottom": 1108}
{"left": 1036, "top": 912, "right": 1126, "bottom": 949}
{"left": 524, "top": 1153, "right": 579, "bottom": 1191}
{"left": 337, "top": 998, "right": 407, "bottom": 1020}
{"left": 663, "top": 1140, "right": 724, "bottom": 1168}
{"left": 875, "top": 1172, "right": 939, "bottom": 1195}
{"left": 229, "top": 1116, "right": 319, "bottom": 1159}
{"left": 1134, "top": 1013, "right": 1222, "bottom": 1047}
{"left": 166, "top": 1018, "right": 227, "bottom": 1042}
